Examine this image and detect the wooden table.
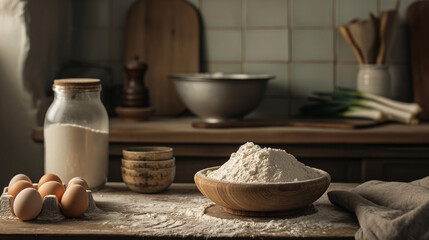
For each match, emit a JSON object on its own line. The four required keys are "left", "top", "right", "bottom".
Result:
{"left": 0, "top": 183, "right": 359, "bottom": 239}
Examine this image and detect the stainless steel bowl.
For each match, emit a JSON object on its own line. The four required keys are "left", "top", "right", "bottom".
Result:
{"left": 170, "top": 73, "right": 274, "bottom": 122}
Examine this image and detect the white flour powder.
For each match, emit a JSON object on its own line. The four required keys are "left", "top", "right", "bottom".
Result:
{"left": 44, "top": 123, "right": 108, "bottom": 189}
{"left": 81, "top": 186, "right": 357, "bottom": 238}
{"left": 207, "top": 142, "right": 320, "bottom": 183}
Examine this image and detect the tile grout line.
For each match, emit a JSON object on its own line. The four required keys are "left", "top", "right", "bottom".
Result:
{"left": 377, "top": 0, "right": 381, "bottom": 15}
{"left": 287, "top": 0, "right": 293, "bottom": 116}
{"left": 241, "top": 0, "right": 247, "bottom": 73}
{"left": 333, "top": 0, "right": 338, "bottom": 90}
{"left": 198, "top": 0, "right": 204, "bottom": 72}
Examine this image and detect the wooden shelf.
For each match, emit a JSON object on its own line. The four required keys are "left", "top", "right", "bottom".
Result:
{"left": 33, "top": 117, "right": 429, "bottom": 144}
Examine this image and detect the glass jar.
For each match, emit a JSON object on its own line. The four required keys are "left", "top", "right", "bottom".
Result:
{"left": 44, "top": 79, "right": 109, "bottom": 189}
{"left": 357, "top": 65, "right": 391, "bottom": 97}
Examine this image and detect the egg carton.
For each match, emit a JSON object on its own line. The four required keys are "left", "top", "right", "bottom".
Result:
{"left": 0, "top": 184, "right": 97, "bottom": 221}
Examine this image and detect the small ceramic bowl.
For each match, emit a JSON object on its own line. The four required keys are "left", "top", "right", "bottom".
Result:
{"left": 122, "top": 146, "right": 173, "bottom": 161}
{"left": 194, "top": 166, "right": 331, "bottom": 216}
{"left": 121, "top": 166, "right": 175, "bottom": 193}
{"left": 121, "top": 158, "right": 175, "bottom": 169}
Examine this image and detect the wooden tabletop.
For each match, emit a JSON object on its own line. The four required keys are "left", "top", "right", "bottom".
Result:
{"left": 32, "top": 117, "right": 429, "bottom": 144}
{"left": 0, "top": 183, "right": 359, "bottom": 240}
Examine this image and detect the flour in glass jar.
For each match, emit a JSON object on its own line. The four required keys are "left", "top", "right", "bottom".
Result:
{"left": 207, "top": 142, "right": 320, "bottom": 183}
{"left": 44, "top": 123, "right": 108, "bottom": 189}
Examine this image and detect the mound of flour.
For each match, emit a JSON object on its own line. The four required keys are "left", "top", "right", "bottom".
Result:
{"left": 207, "top": 142, "right": 320, "bottom": 183}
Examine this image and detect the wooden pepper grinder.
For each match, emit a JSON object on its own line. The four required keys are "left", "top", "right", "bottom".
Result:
{"left": 122, "top": 56, "right": 149, "bottom": 107}
{"left": 115, "top": 56, "right": 155, "bottom": 122}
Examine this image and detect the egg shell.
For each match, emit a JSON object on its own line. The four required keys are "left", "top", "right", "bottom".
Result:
{"left": 8, "top": 174, "right": 32, "bottom": 188}
{"left": 7, "top": 180, "right": 35, "bottom": 198}
{"left": 13, "top": 188, "right": 43, "bottom": 221}
{"left": 60, "top": 184, "right": 88, "bottom": 218}
{"left": 38, "top": 181, "right": 65, "bottom": 201}
{"left": 38, "top": 173, "right": 63, "bottom": 189}
{"left": 67, "top": 177, "right": 89, "bottom": 190}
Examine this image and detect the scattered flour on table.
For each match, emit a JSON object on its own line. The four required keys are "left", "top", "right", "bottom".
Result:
{"left": 86, "top": 189, "right": 356, "bottom": 238}
{"left": 207, "top": 142, "right": 320, "bottom": 183}
{"left": 1, "top": 188, "right": 357, "bottom": 237}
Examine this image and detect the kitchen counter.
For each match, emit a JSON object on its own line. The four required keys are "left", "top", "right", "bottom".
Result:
{"left": 33, "top": 117, "right": 429, "bottom": 144}
{"left": 32, "top": 118, "right": 429, "bottom": 183}
{"left": 0, "top": 182, "right": 359, "bottom": 239}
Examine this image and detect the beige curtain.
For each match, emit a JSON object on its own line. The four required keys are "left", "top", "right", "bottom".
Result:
{"left": 0, "top": 0, "right": 71, "bottom": 186}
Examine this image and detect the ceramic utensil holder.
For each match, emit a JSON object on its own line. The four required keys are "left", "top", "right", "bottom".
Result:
{"left": 357, "top": 65, "right": 391, "bottom": 97}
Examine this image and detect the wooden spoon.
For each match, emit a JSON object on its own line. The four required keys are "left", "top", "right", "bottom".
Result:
{"left": 339, "top": 25, "right": 365, "bottom": 64}
{"left": 376, "top": 1, "right": 400, "bottom": 64}
{"left": 369, "top": 13, "right": 380, "bottom": 62}
{"left": 348, "top": 18, "right": 379, "bottom": 64}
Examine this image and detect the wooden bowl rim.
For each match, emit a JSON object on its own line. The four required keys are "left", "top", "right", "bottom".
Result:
{"left": 121, "top": 157, "right": 175, "bottom": 164}
{"left": 122, "top": 146, "right": 173, "bottom": 155}
{"left": 195, "top": 166, "right": 331, "bottom": 186}
{"left": 121, "top": 165, "right": 176, "bottom": 172}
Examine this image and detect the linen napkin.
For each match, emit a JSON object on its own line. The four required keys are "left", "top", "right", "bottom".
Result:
{"left": 328, "top": 177, "right": 429, "bottom": 240}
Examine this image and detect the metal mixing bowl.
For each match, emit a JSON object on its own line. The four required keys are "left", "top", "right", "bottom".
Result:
{"left": 170, "top": 73, "right": 274, "bottom": 122}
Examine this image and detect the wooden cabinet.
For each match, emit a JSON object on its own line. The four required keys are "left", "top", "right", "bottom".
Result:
{"left": 362, "top": 158, "right": 429, "bottom": 182}
{"left": 106, "top": 143, "right": 429, "bottom": 183}
{"left": 32, "top": 118, "right": 429, "bottom": 183}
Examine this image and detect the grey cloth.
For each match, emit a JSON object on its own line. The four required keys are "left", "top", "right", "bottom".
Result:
{"left": 328, "top": 177, "right": 429, "bottom": 240}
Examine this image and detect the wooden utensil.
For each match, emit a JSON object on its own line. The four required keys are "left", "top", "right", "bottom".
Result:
{"left": 339, "top": 25, "right": 365, "bottom": 64}
{"left": 125, "top": 0, "right": 200, "bottom": 116}
{"left": 122, "top": 57, "right": 149, "bottom": 107}
{"left": 194, "top": 167, "right": 331, "bottom": 216}
{"left": 376, "top": 1, "right": 399, "bottom": 64}
{"left": 407, "top": 1, "right": 429, "bottom": 119}
{"left": 348, "top": 18, "right": 379, "bottom": 64}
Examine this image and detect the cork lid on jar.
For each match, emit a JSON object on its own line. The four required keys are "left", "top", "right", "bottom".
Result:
{"left": 54, "top": 79, "right": 101, "bottom": 87}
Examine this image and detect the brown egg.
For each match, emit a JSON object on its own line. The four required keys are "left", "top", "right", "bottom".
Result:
{"left": 8, "top": 174, "right": 32, "bottom": 188}
{"left": 60, "top": 184, "right": 88, "bottom": 218}
{"left": 38, "top": 173, "right": 63, "bottom": 189}
{"left": 13, "top": 188, "right": 43, "bottom": 221}
{"left": 38, "top": 181, "right": 65, "bottom": 201}
{"left": 67, "top": 177, "right": 89, "bottom": 190}
{"left": 7, "top": 180, "right": 35, "bottom": 198}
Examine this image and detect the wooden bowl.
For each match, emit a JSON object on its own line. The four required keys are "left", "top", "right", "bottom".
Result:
{"left": 121, "top": 158, "right": 175, "bottom": 169}
{"left": 122, "top": 146, "right": 173, "bottom": 161}
{"left": 194, "top": 166, "right": 331, "bottom": 216}
{"left": 115, "top": 107, "right": 155, "bottom": 122}
{"left": 122, "top": 166, "right": 175, "bottom": 193}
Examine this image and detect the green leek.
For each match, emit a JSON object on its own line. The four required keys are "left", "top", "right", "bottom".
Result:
{"left": 337, "top": 88, "right": 421, "bottom": 115}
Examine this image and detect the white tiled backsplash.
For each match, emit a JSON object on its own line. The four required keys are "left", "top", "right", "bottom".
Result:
{"left": 72, "top": 0, "right": 415, "bottom": 117}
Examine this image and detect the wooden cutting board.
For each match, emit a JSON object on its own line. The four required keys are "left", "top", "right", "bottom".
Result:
{"left": 192, "top": 118, "right": 385, "bottom": 129}
{"left": 125, "top": 0, "right": 199, "bottom": 116}
{"left": 407, "top": 1, "right": 429, "bottom": 120}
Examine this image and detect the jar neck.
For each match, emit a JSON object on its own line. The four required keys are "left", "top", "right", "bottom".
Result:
{"left": 359, "top": 64, "right": 389, "bottom": 70}
{"left": 53, "top": 85, "right": 101, "bottom": 101}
